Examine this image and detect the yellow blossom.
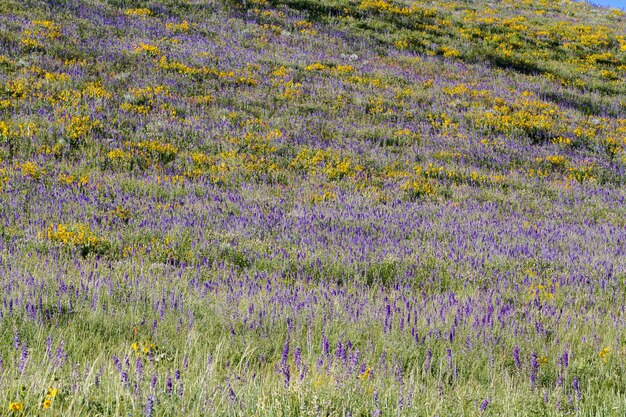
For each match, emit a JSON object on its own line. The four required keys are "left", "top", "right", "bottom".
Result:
{"left": 8, "top": 402, "right": 23, "bottom": 412}
{"left": 599, "top": 347, "right": 611, "bottom": 363}
{"left": 359, "top": 367, "right": 372, "bottom": 380}
{"left": 124, "top": 8, "right": 152, "bottom": 17}
{"left": 46, "top": 388, "right": 58, "bottom": 399}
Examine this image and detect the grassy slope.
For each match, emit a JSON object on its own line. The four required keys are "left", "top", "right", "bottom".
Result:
{"left": 0, "top": 0, "right": 624, "bottom": 415}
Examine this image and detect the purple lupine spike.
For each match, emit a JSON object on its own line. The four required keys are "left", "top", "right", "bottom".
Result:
{"left": 384, "top": 304, "right": 391, "bottom": 332}
{"left": 145, "top": 395, "right": 155, "bottom": 417}
{"left": 13, "top": 331, "right": 20, "bottom": 350}
{"left": 45, "top": 335, "right": 53, "bottom": 360}
{"left": 136, "top": 357, "right": 144, "bottom": 380}
{"left": 95, "top": 365, "right": 104, "bottom": 387}
{"left": 183, "top": 355, "right": 188, "bottom": 371}
{"left": 19, "top": 343, "right": 28, "bottom": 373}
{"left": 281, "top": 339, "right": 289, "bottom": 368}
{"left": 351, "top": 350, "right": 360, "bottom": 370}
{"left": 166, "top": 374, "right": 173, "bottom": 394}
{"left": 480, "top": 399, "right": 489, "bottom": 413}
{"left": 335, "top": 339, "right": 343, "bottom": 361}
{"left": 121, "top": 370, "right": 129, "bottom": 386}
{"left": 563, "top": 349, "right": 569, "bottom": 368}
{"left": 227, "top": 382, "right": 236, "bottom": 402}
{"left": 530, "top": 352, "right": 538, "bottom": 386}
{"left": 513, "top": 346, "right": 520, "bottom": 368}
{"left": 112, "top": 355, "right": 122, "bottom": 373}
{"left": 573, "top": 376, "right": 581, "bottom": 401}
{"left": 282, "top": 362, "right": 290, "bottom": 387}
{"left": 294, "top": 347, "right": 302, "bottom": 370}
{"left": 175, "top": 369, "right": 181, "bottom": 381}
{"left": 151, "top": 373, "right": 157, "bottom": 391}
{"left": 322, "top": 333, "right": 329, "bottom": 356}
{"left": 56, "top": 341, "right": 66, "bottom": 368}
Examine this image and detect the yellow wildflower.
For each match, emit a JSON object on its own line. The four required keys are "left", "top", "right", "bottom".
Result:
{"left": 599, "top": 347, "right": 611, "bottom": 363}
{"left": 8, "top": 402, "right": 23, "bottom": 412}
{"left": 46, "top": 388, "right": 58, "bottom": 399}
{"left": 359, "top": 367, "right": 372, "bottom": 380}
{"left": 124, "top": 8, "right": 152, "bottom": 17}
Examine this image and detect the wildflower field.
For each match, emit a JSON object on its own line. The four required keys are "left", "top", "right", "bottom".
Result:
{"left": 0, "top": 0, "right": 625, "bottom": 415}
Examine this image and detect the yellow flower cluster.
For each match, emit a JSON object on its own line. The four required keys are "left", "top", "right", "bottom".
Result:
{"left": 310, "top": 189, "right": 338, "bottom": 204}
{"left": 135, "top": 43, "right": 161, "bottom": 56}
{"left": 534, "top": 155, "right": 568, "bottom": 170}
{"left": 158, "top": 56, "right": 198, "bottom": 75}
{"left": 58, "top": 173, "right": 89, "bottom": 186}
{"left": 42, "top": 388, "right": 58, "bottom": 410}
{"left": 348, "top": 75, "right": 383, "bottom": 88}
{"left": 158, "top": 57, "right": 253, "bottom": 86}
{"left": 132, "top": 341, "right": 156, "bottom": 355}
{"left": 21, "top": 161, "right": 45, "bottom": 180}
{"left": 305, "top": 63, "right": 327, "bottom": 72}
{"left": 22, "top": 20, "right": 61, "bottom": 49}
{"left": 165, "top": 20, "right": 191, "bottom": 33}
{"left": 227, "top": 130, "right": 281, "bottom": 155}
{"left": 156, "top": 175, "right": 185, "bottom": 185}
{"left": 83, "top": 82, "right": 111, "bottom": 100}
{"left": 108, "top": 140, "right": 179, "bottom": 169}
{"left": 120, "top": 85, "right": 174, "bottom": 115}
{"left": 124, "top": 8, "right": 152, "bottom": 17}
{"left": 295, "top": 20, "right": 316, "bottom": 35}
{"left": 439, "top": 46, "right": 461, "bottom": 58}
{"left": 64, "top": 115, "right": 101, "bottom": 141}
{"left": 0, "top": 168, "right": 8, "bottom": 190}
{"left": 527, "top": 282, "right": 559, "bottom": 302}
{"left": 126, "top": 140, "right": 178, "bottom": 159}
{"left": 305, "top": 63, "right": 354, "bottom": 75}
{"left": 427, "top": 112, "right": 457, "bottom": 133}
{"left": 107, "top": 148, "right": 131, "bottom": 161}
{"left": 441, "top": 83, "right": 470, "bottom": 96}
{"left": 567, "top": 163, "right": 595, "bottom": 184}
{"left": 8, "top": 402, "right": 23, "bottom": 413}
{"left": 401, "top": 177, "right": 436, "bottom": 200}
{"left": 291, "top": 148, "right": 363, "bottom": 181}
{"left": 598, "top": 347, "right": 611, "bottom": 363}
{"left": 0, "top": 121, "right": 38, "bottom": 140}
{"left": 472, "top": 98, "right": 563, "bottom": 140}
{"left": 44, "top": 223, "right": 101, "bottom": 247}
{"left": 359, "top": 0, "right": 436, "bottom": 18}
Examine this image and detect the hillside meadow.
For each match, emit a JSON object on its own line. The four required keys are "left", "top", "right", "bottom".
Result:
{"left": 0, "top": 0, "right": 625, "bottom": 415}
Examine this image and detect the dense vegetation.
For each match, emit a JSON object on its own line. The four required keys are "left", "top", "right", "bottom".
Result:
{"left": 0, "top": 0, "right": 625, "bottom": 415}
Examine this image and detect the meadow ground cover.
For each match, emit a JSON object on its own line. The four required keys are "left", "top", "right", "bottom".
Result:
{"left": 0, "top": 0, "right": 625, "bottom": 415}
